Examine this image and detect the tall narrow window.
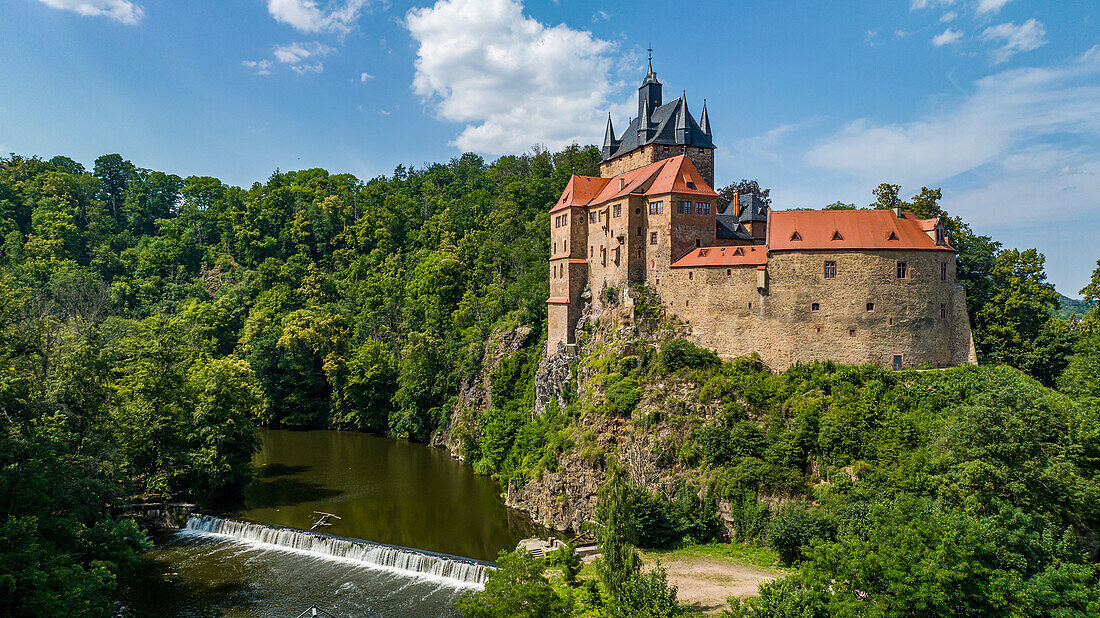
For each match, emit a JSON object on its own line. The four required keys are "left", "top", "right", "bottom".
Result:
{"left": 696, "top": 238, "right": 701, "bottom": 247}
{"left": 940, "top": 262, "right": 948, "bottom": 281}
{"left": 650, "top": 232, "right": 658, "bottom": 245}
{"left": 637, "top": 226, "right": 642, "bottom": 236}
{"left": 824, "top": 261, "right": 837, "bottom": 279}
{"left": 613, "top": 204, "right": 622, "bottom": 217}
{"left": 940, "top": 303, "right": 947, "bottom": 319}
{"left": 897, "top": 261, "right": 909, "bottom": 279}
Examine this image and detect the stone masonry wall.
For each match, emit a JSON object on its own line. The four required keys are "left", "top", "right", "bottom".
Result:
{"left": 652, "top": 249, "right": 975, "bottom": 370}
{"left": 600, "top": 145, "right": 716, "bottom": 189}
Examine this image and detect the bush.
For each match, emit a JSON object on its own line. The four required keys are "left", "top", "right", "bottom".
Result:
{"left": 606, "top": 376, "right": 642, "bottom": 417}
{"left": 765, "top": 503, "right": 833, "bottom": 565}
{"left": 548, "top": 542, "right": 582, "bottom": 587}
{"left": 658, "top": 339, "right": 721, "bottom": 372}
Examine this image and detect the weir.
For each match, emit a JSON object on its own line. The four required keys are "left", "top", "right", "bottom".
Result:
{"left": 181, "top": 514, "right": 493, "bottom": 587}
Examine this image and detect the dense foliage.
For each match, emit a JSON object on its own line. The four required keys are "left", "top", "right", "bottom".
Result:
{"left": 1, "top": 148, "right": 1096, "bottom": 616}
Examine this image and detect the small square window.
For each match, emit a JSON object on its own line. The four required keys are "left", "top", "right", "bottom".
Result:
{"left": 867, "top": 302, "right": 875, "bottom": 312}
{"left": 811, "top": 302, "right": 820, "bottom": 312}
{"left": 686, "top": 181, "right": 695, "bottom": 189}
{"left": 815, "top": 324, "right": 823, "bottom": 333}
{"left": 727, "top": 269, "right": 732, "bottom": 276}
{"left": 849, "top": 328, "right": 856, "bottom": 337}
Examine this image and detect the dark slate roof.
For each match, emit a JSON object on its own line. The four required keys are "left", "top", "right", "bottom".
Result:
{"left": 716, "top": 214, "right": 753, "bottom": 240}
{"left": 604, "top": 97, "right": 715, "bottom": 161}
{"left": 738, "top": 194, "right": 768, "bottom": 223}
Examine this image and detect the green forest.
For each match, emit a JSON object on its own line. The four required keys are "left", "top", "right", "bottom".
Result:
{"left": 1, "top": 148, "right": 1098, "bottom": 616}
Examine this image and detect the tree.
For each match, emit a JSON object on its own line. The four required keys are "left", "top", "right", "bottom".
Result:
{"left": 595, "top": 457, "right": 642, "bottom": 598}
{"left": 93, "top": 153, "right": 135, "bottom": 225}
{"left": 453, "top": 551, "right": 570, "bottom": 618}
{"left": 186, "top": 356, "right": 264, "bottom": 502}
{"left": 717, "top": 179, "right": 771, "bottom": 212}
{"left": 974, "top": 248, "right": 1061, "bottom": 376}
{"left": 549, "top": 541, "right": 582, "bottom": 587}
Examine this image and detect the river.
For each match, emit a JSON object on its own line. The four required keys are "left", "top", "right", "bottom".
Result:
{"left": 116, "top": 429, "right": 550, "bottom": 616}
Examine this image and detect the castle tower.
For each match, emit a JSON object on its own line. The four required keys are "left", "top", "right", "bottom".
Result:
{"left": 599, "top": 58, "right": 716, "bottom": 187}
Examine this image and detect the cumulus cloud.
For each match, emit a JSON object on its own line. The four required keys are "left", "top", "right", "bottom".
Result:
{"left": 36, "top": 0, "right": 143, "bottom": 24}
{"left": 266, "top": 0, "right": 370, "bottom": 34}
{"left": 360, "top": 72, "right": 373, "bottom": 82}
{"left": 981, "top": 19, "right": 1047, "bottom": 64}
{"left": 976, "top": 0, "right": 1013, "bottom": 14}
{"left": 803, "top": 48, "right": 1100, "bottom": 222}
{"left": 406, "top": 0, "right": 622, "bottom": 154}
{"left": 932, "top": 28, "right": 963, "bottom": 46}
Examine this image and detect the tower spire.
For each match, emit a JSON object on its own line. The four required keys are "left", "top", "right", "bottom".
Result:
{"left": 676, "top": 91, "right": 689, "bottom": 143}
{"left": 602, "top": 112, "right": 618, "bottom": 159}
{"left": 638, "top": 98, "right": 650, "bottom": 143}
{"left": 700, "top": 99, "right": 711, "bottom": 136}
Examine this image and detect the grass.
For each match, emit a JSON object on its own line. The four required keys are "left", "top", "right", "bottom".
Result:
{"left": 639, "top": 542, "right": 784, "bottom": 570}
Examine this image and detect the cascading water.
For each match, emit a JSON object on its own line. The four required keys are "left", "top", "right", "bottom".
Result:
{"left": 181, "top": 514, "right": 492, "bottom": 587}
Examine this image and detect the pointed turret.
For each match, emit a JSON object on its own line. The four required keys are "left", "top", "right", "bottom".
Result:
{"left": 675, "top": 92, "right": 690, "bottom": 143}
{"left": 699, "top": 99, "right": 711, "bottom": 137}
{"left": 637, "top": 52, "right": 662, "bottom": 122}
{"left": 602, "top": 113, "right": 618, "bottom": 159}
{"left": 637, "top": 99, "right": 651, "bottom": 143}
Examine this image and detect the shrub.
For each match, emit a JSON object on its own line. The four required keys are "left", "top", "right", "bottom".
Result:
{"left": 658, "top": 339, "right": 721, "bottom": 372}
{"left": 606, "top": 376, "right": 642, "bottom": 417}
{"left": 765, "top": 503, "right": 833, "bottom": 565}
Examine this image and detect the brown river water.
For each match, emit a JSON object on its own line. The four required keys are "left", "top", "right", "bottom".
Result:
{"left": 115, "top": 428, "right": 549, "bottom": 617}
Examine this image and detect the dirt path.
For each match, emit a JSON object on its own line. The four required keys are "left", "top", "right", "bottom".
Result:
{"left": 641, "top": 552, "right": 780, "bottom": 614}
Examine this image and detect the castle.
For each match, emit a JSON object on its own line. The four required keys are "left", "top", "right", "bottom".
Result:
{"left": 548, "top": 62, "right": 977, "bottom": 370}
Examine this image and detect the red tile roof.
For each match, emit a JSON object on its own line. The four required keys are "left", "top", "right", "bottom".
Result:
{"left": 671, "top": 244, "right": 768, "bottom": 268}
{"left": 551, "top": 175, "right": 610, "bottom": 213}
{"left": 550, "top": 156, "right": 716, "bottom": 212}
{"left": 646, "top": 156, "right": 718, "bottom": 196}
{"left": 768, "top": 209, "right": 953, "bottom": 252}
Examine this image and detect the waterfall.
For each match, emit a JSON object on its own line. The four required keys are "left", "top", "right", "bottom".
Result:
{"left": 181, "top": 514, "right": 492, "bottom": 587}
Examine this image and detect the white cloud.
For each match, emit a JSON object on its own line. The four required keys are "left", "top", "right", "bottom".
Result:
{"left": 360, "top": 72, "right": 373, "bottom": 82}
{"left": 406, "top": 0, "right": 622, "bottom": 154}
{"left": 272, "top": 41, "right": 334, "bottom": 64}
{"left": 244, "top": 42, "right": 334, "bottom": 75}
{"left": 36, "top": 0, "right": 143, "bottom": 25}
{"left": 976, "top": 0, "right": 1013, "bottom": 14}
{"left": 864, "top": 30, "right": 879, "bottom": 46}
{"left": 266, "top": 0, "right": 370, "bottom": 34}
{"left": 243, "top": 59, "right": 274, "bottom": 75}
{"left": 981, "top": 19, "right": 1047, "bottom": 64}
{"left": 910, "top": 0, "right": 955, "bottom": 10}
{"left": 932, "top": 28, "right": 963, "bottom": 46}
{"left": 940, "top": 11, "right": 957, "bottom": 22}
{"left": 802, "top": 47, "right": 1100, "bottom": 224}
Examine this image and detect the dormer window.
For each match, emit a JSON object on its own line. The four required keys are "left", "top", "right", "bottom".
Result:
{"left": 733, "top": 247, "right": 744, "bottom": 256}
{"left": 686, "top": 181, "right": 695, "bottom": 189}
{"left": 790, "top": 231, "right": 802, "bottom": 241}
{"left": 887, "top": 230, "right": 899, "bottom": 241}
{"left": 619, "top": 178, "right": 625, "bottom": 190}
{"left": 831, "top": 231, "right": 843, "bottom": 241}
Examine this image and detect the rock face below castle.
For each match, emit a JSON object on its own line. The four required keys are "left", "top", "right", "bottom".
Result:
{"left": 547, "top": 64, "right": 977, "bottom": 371}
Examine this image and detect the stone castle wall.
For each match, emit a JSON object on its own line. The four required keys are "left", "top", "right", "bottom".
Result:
{"left": 653, "top": 249, "right": 976, "bottom": 369}
{"left": 600, "top": 145, "right": 715, "bottom": 189}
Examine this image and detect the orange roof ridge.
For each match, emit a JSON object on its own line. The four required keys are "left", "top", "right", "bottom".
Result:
{"left": 767, "top": 209, "right": 953, "bottom": 252}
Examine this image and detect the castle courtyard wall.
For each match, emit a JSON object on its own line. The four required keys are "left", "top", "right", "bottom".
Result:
{"left": 656, "top": 249, "right": 976, "bottom": 370}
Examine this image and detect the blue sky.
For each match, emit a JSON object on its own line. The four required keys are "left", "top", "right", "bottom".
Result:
{"left": 1, "top": 0, "right": 1098, "bottom": 296}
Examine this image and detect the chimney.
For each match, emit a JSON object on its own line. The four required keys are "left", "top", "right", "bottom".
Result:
{"left": 731, "top": 192, "right": 741, "bottom": 217}
{"left": 893, "top": 206, "right": 903, "bottom": 218}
